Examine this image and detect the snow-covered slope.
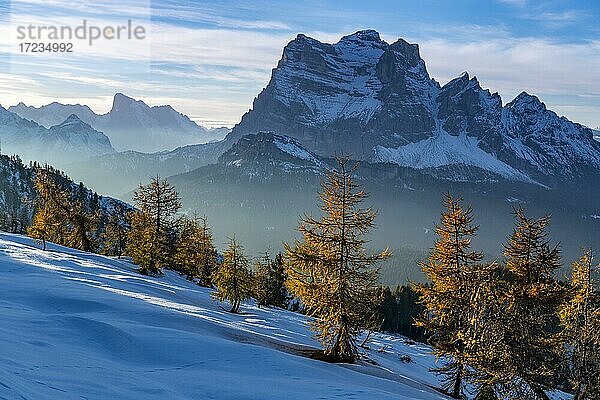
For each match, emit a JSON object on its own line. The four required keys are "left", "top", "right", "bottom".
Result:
{"left": 0, "top": 232, "right": 450, "bottom": 400}
{"left": 9, "top": 95, "right": 230, "bottom": 152}
{"left": 374, "top": 131, "right": 532, "bottom": 183}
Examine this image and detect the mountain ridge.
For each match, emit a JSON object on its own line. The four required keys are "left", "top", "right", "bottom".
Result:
{"left": 221, "top": 30, "right": 600, "bottom": 188}
{"left": 0, "top": 106, "right": 116, "bottom": 164}
{"left": 9, "top": 94, "right": 230, "bottom": 152}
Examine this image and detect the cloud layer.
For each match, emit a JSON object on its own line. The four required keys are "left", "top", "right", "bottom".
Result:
{"left": 1, "top": 0, "right": 598, "bottom": 129}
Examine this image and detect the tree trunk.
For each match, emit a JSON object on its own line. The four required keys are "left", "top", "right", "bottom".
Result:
{"left": 451, "top": 362, "right": 463, "bottom": 399}
{"left": 531, "top": 384, "right": 550, "bottom": 400}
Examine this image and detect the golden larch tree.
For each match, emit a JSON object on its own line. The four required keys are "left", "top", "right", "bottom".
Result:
{"left": 285, "top": 156, "right": 390, "bottom": 363}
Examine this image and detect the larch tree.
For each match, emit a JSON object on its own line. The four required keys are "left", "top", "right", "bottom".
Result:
{"left": 212, "top": 237, "right": 253, "bottom": 313}
{"left": 496, "top": 208, "right": 563, "bottom": 400}
{"left": 132, "top": 175, "right": 181, "bottom": 234}
{"left": 28, "top": 167, "right": 68, "bottom": 249}
{"left": 284, "top": 156, "right": 390, "bottom": 363}
{"left": 101, "top": 204, "right": 130, "bottom": 258}
{"left": 28, "top": 166, "right": 97, "bottom": 252}
{"left": 558, "top": 249, "right": 599, "bottom": 400}
{"left": 126, "top": 211, "right": 158, "bottom": 275}
{"left": 414, "top": 193, "right": 484, "bottom": 399}
{"left": 129, "top": 176, "right": 181, "bottom": 274}
{"left": 174, "top": 215, "right": 218, "bottom": 285}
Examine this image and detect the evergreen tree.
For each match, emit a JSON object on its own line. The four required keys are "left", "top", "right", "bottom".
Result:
{"left": 254, "top": 252, "right": 288, "bottom": 308}
{"left": 65, "top": 200, "right": 98, "bottom": 252}
{"left": 101, "top": 204, "right": 130, "bottom": 258}
{"left": 495, "top": 208, "right": 563, "bottom": 400}
{"left": 132, "top": 175, "right": 181, "bottom": 234}
{"left": 558, "top": 249, "right": 599, "bottom": 400}
{"left": 174, "top": 215, "right": 217, "bottom": 285}
{"left": 128, "top": 176, "right": 181, "bottom": 274}
{"left": 212, "top": 237, "right": 253, "bottom": 313}
{"left": 284, "top": 156, "right": 390, "bottom": 363}
{"left": 254, "top": 252, "right": 271, "bottom": 307}
{"left": 415, "top": 193, "right": 484, "bottom": 399}
{"left": 126, "top": 211, "right": 159, "bottom": 275}
{"left": 269, "top": 253, "right": 288, "bottom": 308}
{"left": 27, "top": 166, "right": 97, "bottom": 252}
{"left": 376, "top": 285, "right": 427, "bottom": 342}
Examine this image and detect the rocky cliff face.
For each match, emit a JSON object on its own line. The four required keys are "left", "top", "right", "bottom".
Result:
{"left": 229, "top": 30, "right": 439, "bottom": 157}
{"left": 225, "top": 30, "right": 600, "bottom": 187}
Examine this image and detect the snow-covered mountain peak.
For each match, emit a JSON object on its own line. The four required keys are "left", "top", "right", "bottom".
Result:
{"left": 387, "top": 38, "right": 423, "bottom": 68}
{"left": 223, "top": 30, "right": 600, "bottom": 187}
{"left": 339, "top": 29, "right": 383, "bottom": 43}
{"left": 219, "top": 132, "right": 324, "bottom": 174}
{"left": 506, "top": 91, "right": 546, "bottom": 113}
{"left": 53, "top": 113, "right": 86, "bottom": 128}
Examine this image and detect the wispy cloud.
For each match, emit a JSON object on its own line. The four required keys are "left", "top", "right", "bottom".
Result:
{"left": 497, "top": 0, "right": 527, "bottom": 6}
{"left": 1, "top": 0, "right": 599, "bottom": 129}
{"left": 523, "top": 10, "right": 585, "bottom": 27}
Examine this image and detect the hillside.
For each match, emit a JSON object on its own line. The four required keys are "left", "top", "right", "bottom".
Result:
{"left": 0, "top": 232, "right": 456, "bottom": 399}
{"left": 168, "top": 133, "right": 600, "bottom": 266}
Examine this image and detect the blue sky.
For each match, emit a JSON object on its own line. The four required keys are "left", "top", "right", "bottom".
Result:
{"left": 0, "top": 0, "right": 598, "bottom": 128}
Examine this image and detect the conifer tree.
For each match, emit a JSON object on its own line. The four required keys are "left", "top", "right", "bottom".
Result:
{"left": 28, "top": 201, "right": 56, "bottom": 251}
{"left": 269, "top": 253, "right": 288, "bottom": 308}
{"left": 28, "top": 166, "right": 97, "bottom": 252}
{"left": 132, "top": 175, "right": 181, "bottom": 234}
{"left": 174, "top": 215, "right": 217, "bottom": 285}
{"left": 212, "top": 237, "right": 253, "bottom": 313}
{"left": 127, "top": 211, "right": 159, "bottom": 275}
{"left": 415, "top": 193, "right": 484, "bottom": 399}
{"left": 64, "top": 197, "right": 99, "bottom": 253}
{"left": 285, "top": 156, "right": 390, "bottom": 363}
{"left": 254, "top": 252, "right": 271, "bottom": 307}
{"left": 128, "top": 176, "right": 181, "bottom": 274}
{"left": 558, "top": 249, "right": 599, "bottom": 400}
{"left": 102, "top": 204, "right": 130, "bottom": 258}
{"left": 495, "top": 208, "right": 563, "bottom": 400}
{"left": 254, "top": 252, "right": 288, "bottom": 308}
{"left": 27, "top": 166, "right": 68, "bottom": 249}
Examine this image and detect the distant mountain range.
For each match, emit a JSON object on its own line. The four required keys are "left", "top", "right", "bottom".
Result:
{"left": 1, "top": 30, "right": 598, "bottom": 262}
{"left": 64, "top": 141, "right": 224, "bottom": 196}
{"left": 0, "top": 106, "right": 115, "bottom": 164}
{"left": 9, "top": 93, "right": 230, "bottom": 153}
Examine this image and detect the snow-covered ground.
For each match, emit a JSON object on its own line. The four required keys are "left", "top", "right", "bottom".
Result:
{"left": 0, "top": 232, "right": 449, "bottom": 400}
